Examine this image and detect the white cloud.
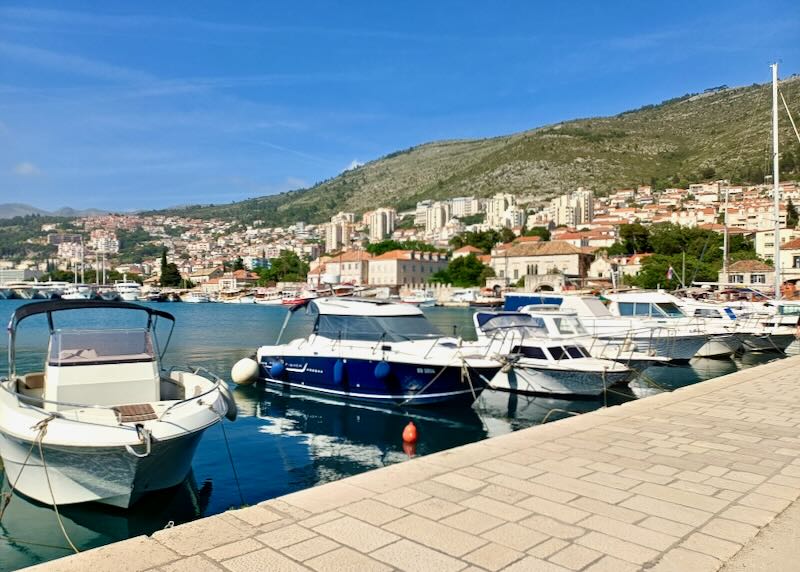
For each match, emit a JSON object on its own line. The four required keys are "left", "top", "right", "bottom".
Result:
{"left": 14, "top": 161, "right": 41, "bottom": 176}
{"left": 343, "top": 159, "right": 363, "bottom": 171}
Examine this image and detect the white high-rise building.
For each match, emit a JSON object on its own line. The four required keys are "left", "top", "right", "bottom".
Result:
{"left": 368, "top": 208, "right": 397, "bottom": 241}
{"left": 415, "top": 200, "right": 433, "bottom": 226}
{"left": 425, "top": 201, "right": 452, "bottom": 233}
{"left": 450, "top": 197, "right": 480, "bottom": 218}
{"left": 551, "top": 188, "right": 595, "bottom": 226}
{"left": 486, "top": 193, "right": 515, "bottom": 228}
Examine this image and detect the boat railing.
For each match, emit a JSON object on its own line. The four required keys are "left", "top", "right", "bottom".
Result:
{"left": 160, "top": 365, "right": 227, "bottom": 418}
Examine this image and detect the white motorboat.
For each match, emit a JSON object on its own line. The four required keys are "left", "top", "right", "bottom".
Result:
{"left": 0, "top": 300, "right": 236, "bottom": 508}
{"left": 400, "top": 289, "right": 436, "bottom": 308}
{"left": 243, "top": 298, "right": 502, "bottom": 406}
{"left": 114, "top": 276, "right": 142, "bottom": 302}
{"left": 182, "top": 292, "right": 210, "bottom": 303}
{"left": 61, "top": 284, "right": 94, "bottom": 300}
{"left": 473, "top": 311, "right": 634, "bottom": 396}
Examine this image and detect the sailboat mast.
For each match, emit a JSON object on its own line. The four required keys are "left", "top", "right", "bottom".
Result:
{"left": 772, "top": 63, "right": 781, "bottom": 299}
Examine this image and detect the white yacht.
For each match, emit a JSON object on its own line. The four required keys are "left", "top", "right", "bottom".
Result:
{"left": 0, "top": 300, "right": 236, "bottom": 508}
{"left": 400, "top": 289, "right": 436, "bottom": 308}
{"left": 182, "top": 292, "right": 210, "bottom": 303}
{"left": 473, "top": 311, "right": 636, "bottom": 396}
{"left": 114, "top": 276, "right": 142, "bottom": 302}
{"left": 61, "top": 284, "right": 94, "bottom": 300}
{"left": 244, "top": 298, "right": 502, "bottom": 406}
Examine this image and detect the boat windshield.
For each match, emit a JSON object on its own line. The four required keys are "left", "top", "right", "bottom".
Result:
{"left": 546, "top": 345, "right": 589, "bottom": 360}
{"left": 552, "top": 316, "right": 587, "bottom": 335}
{"left": 48, "top": 329, "right": 156, "bottom": 366}
{"left": 655, "top": 303, "right": 685, "bottom": 317}
{"left": 315, "top": 314, "right": 442, "bottom": 342}
{"left": 478, "top": 314, "right": 548, "bottom": 337}
{"left": 778, "top": 304, "right": 800, "bottom": 316}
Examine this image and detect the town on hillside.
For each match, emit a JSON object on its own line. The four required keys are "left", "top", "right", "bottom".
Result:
{"left": 2, "top": 179, "right": 800, "bottom": 301}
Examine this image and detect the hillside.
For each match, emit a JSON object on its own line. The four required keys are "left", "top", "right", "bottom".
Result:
{"left": 150, "top": 77, "right": 800, "bottom": 225}
{"left": 0, "top": 203, "right": 109, "bottom": 219}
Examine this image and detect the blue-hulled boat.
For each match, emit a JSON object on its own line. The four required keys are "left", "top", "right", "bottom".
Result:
{"left": 254, "top": 298, "right": 502, "bottom": 406}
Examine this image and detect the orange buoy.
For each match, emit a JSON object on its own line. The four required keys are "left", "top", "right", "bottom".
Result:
{"left": 403, "top": 441, "right": 417, "bottom": 458}
{"left": 402, "top": 421, "right": 418, "bottom": 444}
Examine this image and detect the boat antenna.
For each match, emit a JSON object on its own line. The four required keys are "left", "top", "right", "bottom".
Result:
{"left": 771, "top": 63, "right": 781, "bottom": 300}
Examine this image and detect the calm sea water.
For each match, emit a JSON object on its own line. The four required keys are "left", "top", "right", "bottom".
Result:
{"left": 0, "top": 299, "right": 787, "bottom": 570}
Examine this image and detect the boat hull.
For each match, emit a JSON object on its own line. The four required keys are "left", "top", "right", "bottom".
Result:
{"left": 489, "top": 364, "right": 631, "bottom": 397}
{"left": 618, "top": 334, "right": 707, "bottom": 362}
{"left": 258, "top": 355, "right": 495, "bottom": 406}
{"left": 742, "top": 333, "right": 796, "bottom": 353}
{"left": 694, "top": 334, "right": 742, "bottom": 359}
{"left": 0, "top": 430, "right": 205, "bottom": 508}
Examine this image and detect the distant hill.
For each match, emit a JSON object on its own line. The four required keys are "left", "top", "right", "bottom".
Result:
{"left": 143, "top": 76, "right": 799, "bottom": 225}
{"left": 0, "top": 203, "right": 109, "bottom": 219}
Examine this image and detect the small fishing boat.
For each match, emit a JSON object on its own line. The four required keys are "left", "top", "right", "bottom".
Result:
{"left": 239, "top": 298, "right": 501, "bottom": 406}
{"left": 0, "top": 300, "right": 236, "bottom": 508}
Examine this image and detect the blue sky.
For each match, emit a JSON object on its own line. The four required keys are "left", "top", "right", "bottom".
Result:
{"left": 1, "top": 1, "right": 799, "bottom": 212}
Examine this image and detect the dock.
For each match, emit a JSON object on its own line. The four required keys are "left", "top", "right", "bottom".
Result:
{"left": 23, "top": 355, "right": 800, "bottom": 572}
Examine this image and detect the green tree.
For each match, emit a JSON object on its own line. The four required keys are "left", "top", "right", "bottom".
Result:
{"left": 233, "top": 257, "right": 245, "bottom": 271}
{"left": 618, "top": 222, "right": 651, "bottom": 253}
{"left": 257, "top": 251, "right": 310, "bottom": 284}
{"left": 524, "top": 226, "right": 551, "bottom": 241}
{"left": 365, "top": 240, "right": 440, "bottom": 257}
{"left": 429, "top": 254, "right": 495, "bottom": 287}
{"left": 788, "top": 197, "right": 798, "bottom": 228}
{"left": 159, "top": 248, "right": 182, "bottom": 287}
{"left": 449, "top": 229, "right": 515, "bottom": 253}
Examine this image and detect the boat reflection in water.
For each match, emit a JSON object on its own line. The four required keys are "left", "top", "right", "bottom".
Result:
{"left": 628, "top": 357, "right": 765, "bottom": 399}
{"left": 0, "top": 474, "right": 211, "bottom": 571}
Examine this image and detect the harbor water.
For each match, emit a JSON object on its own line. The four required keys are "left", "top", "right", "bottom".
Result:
{"left": 0, "top": 299, "right": 789, "bottom": 570}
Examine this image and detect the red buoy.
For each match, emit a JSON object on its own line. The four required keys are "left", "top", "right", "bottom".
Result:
{"left": 403, "top": 441, "right": 417, "bottom": 458}
{"left": 402, "top": 421, "right": 418, "bottom": 444}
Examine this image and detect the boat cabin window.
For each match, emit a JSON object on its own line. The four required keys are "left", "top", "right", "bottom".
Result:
{"left": 314, "top": 314, "right": 441, "bottom": 342}
{"left": 778, "top": 304, "right": 800, "bottom": 316}
{"left": 618, "top": 302, "right": 684, "bottom": 318}
{"left": 655, "top": 303, "right": 684, "bottom": 317}
{"left": 552, "top": 316, "right": 587, "bottom": 335}
{"left": 693, "top": 308, "right": 722, "bottom": 318}
{"left": 477, "top": 314, "right": 548, "bottom": 337}
{"left": 48, "top": 329, "right": 155, "bottom": 366}
{"left": 511, "top": 345, "right": 547, "bottom": 359}
{"left": 546, "top": 345, "right": 588, "bottom": 360}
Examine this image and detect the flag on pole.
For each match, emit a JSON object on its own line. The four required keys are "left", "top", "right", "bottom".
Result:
{"left": 666, "top": 266, "right": 674, "bottom": 280}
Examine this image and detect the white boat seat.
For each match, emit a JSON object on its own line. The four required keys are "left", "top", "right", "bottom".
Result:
{"left": 23, "top": 372, "right": 45, "bottom": 390}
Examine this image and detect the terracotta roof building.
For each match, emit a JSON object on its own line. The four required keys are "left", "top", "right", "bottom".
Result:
{"left": 490, "top": 240, "right": 594, "bottom": 283}
{"left": 368, "top": 250, "right": 448, "bottom": 286}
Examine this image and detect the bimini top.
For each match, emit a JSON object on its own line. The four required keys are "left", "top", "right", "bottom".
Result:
{"left": 8, "top": 300, "right": 175, "bottom": 333}
{"left": 306, "top": 297, "right": 424, "bottom": 317}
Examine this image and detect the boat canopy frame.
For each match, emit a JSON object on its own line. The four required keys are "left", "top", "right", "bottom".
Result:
{"left": 6, "top": 300, "right": 176, "bottom": 379}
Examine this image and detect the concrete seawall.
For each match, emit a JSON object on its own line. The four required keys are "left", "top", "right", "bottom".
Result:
{"left": 23, "top": 355, "right": 800, "bottom": 572}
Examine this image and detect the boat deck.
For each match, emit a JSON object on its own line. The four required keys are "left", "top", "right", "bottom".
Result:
{"left": 23, "top": 355, "right": 800, "bottom": 572}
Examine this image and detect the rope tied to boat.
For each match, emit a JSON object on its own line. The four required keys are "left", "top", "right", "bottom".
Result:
{"left": 124, "top": 424, "right": 153, "bottom": 458}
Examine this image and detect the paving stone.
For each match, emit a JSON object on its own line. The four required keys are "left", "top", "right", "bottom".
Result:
{"left": 670, "top": 479, "right": 719, "bottom": 496}
{"left": 486, "top": 474, "right": 578, "bottom": 503}
{"left": 281, "top": 536, "right": 339, "bottom": 562}
{"left": 27, "top": 536, "right": 179, "bottom": 572}
{"left": 481, "top": 522, "right": 548, "bottom": 552}
{"left": 517, "top": 495, "right": 590, "bottom": 524}
{"left": 682, "top": 532, "right": 741, "bottom": 560}
{"left": 548, "top": 544, "right": 604, "bottom": 570}
{"left": 620, "top": 494, "right": 713, "bottom": 526}
{"left": 532, "top": 472, "right": 631, "bottom": 504}
{"left": 205, "top": 539, "right": 264, "bottom": 561}
{"left": 649, "top": 547, "right": 720, "bottom": 572}
{"left": 313, "top": 516, "right": 398, "bottom": 552}
{"left": 411, "top": 479, "right": 472, "bottom": 502}
{"left": 629, "top": 482, "right": 727, "bottom": 513}
{"left": 576, "top": 532, "right": 659, "bottom": 565}
{"left": 477, "top": 458, "right": 543, "bottom": 479}
{"left": 372, "top": 539, "right": 468, "bottom": 572}
{"left": 460, "top": 494, "right": 532, "bottom": 522}
{"left": 338, "top": 499, "right": 407, "bottom": 526}
{"left": 434, "top": 472, "right": 486, "bottom": 491}
{"left": 374, "top": 486, "right": 430, "bottom": 508}
{"left": 527, "top": 538, "right": 570, "bottom": 558}
{"left": 406, "top": 497, "right": 464, "bottom": 520}
{"left": 463, "top": 541, "right": 525, "bottom": 571}
{"left": 306, "top": 546, "right": 391, "bottom": 572}
{"left": 618, "top": 468, "right": 673, "bottom": 485}
{"left": 720, "top": 505, "right": 776, "bottom": 527}
{"left": 583, "top": 555, "right": 641, "bottom": 572}
{"left": 383, "top": 514, "right": 487, "bottom": 557}
{"left": 738, "top": 492, "right": 792, "bottom": 513}
{"left": 229, "top": 506, "right": 282, "bottom": 527}
{"left": 222, "top": 546, "right": 310, "bottom": 572}
{"left": 298, "top": 511, "right": 344, "bottom": 529}
{"left": 154, "top": 516, "right": 253, "bottom": 556}
{"left": 504, "top": 556, "right": 571, "bottom": 572}
{"left": 162, "top": 555, "right": 224, "bottom": 572}
{"left": 479, "top": 483, "right": 528, "bottom": 504}
{"left": 700, "top": 518, "right": 759, "bottom": 545}
{"left": 280, "top": 481, "right": 372, "bottom": 514}
{"left": 256, "top": 524, "right": 316, "bottom": 549}
{"left": 755, "top": 482, "right": 800, "bottom": 501}
{"left": 640, "top": 516, "right": 693, "bottom": 538}
{"left": 582, "top": 470, "right": 640, "bottom": 490}
{"left": 570, "top": 497, "right": 645, "bottom": 524}
{"left": 440, "top": 508, "right": 505, "bottom": 534}
{"left": 519, "top": 515, "right": 585, "bottom": 540}
{"left": 579, "top": 514, "right": 678, "bottom": 550}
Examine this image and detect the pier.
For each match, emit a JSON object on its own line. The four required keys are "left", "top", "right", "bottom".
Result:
{"left": 23, "top": 355, "right": 800, "bottom": 572}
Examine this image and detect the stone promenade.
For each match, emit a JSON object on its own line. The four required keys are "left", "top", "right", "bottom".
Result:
{"left": 26, "top": 355, "right": 800, "bottom": 572}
